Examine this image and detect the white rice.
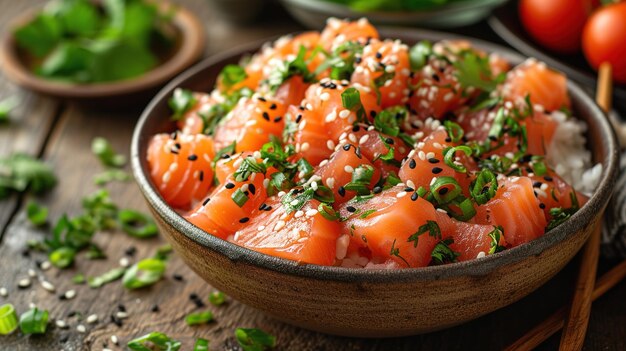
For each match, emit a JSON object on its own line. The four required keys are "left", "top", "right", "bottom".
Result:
{"left": 546, "top": 111, "right": 602, "bottom": 196}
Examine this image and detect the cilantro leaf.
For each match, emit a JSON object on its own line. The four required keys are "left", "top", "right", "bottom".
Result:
{"left": 453, "top": 51, "right": 502, "bottom": 93}
{"left": 430, "top": 238, "right": 460, "bottom": 265}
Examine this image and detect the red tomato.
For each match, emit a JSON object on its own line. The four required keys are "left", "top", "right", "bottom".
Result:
{"left": 519, "top": 0, "right": 592, "bottom": 54}
{"left": 582, "top": 2, "right": 626, "bottom": 84}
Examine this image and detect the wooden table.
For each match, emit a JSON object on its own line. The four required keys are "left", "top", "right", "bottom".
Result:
{"left": 1, "top": 1, "right": 625, "bottom": 350}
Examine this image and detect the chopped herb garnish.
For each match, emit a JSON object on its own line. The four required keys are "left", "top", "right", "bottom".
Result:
{"left": 430, "top": 177, "right": 462, "bottom": 205}
{"left": 235, "top": 328, "right": 276, "bottom": 351}
{"left": 408, "top": 220, "right": 441, "bottom": 247}
{"left": 389, "top": 239, "right": 410, "bottom": 267}
{"left": 93, "top": 169, "right": 131, "bottom": 186}
{"left": 72, "top": 273, "right": 86, "bottom": 284}
{"left": 122, "top": 258, "right": 166, "bottom": 289}
{"left": 0, "top": 304, "right": 19, "bottom": 335}
{"left": 193, "top": 338, "right": 210, "bottom": 351}
{"left": 408, "top": 40, "right": 432, "bottom": 70}
{"left": 453, "top": 50, "right": 503, "bottom": 92}
{"left": 91, "top": 137, "right": 126, "bottom": 168}
{"left": 209, "top": 291, "right": 226, "bottom": 306}
{"left": 359, "top": 209, "right": 376, "bottom": 218}
{"left": 443, "top": 145, "right": 472, "bottom": 173}
{"left": 232, "top": 188, "right": 249, "bottom": 208}
{"left": 0, "top": 154, "right": 57, "bottom": 199}
{"left": 443, "top": 120, "right": 464, "bottom": 143}
{"left": 219, "top": 64, "right": 247, "bottom": 89}
{"left": 127, "top": 332, "right": 181, "bottom": 351}
{"left": 430, "top": 238, "right": 460, "bottom": 265}
{"left": 318, "top": 203, "right": 340, "bottom": 221}
{"left": 49, "top": 246, "right": 76, "bottom": 268}
{"left": 0, "top": 96, "right": 18, "bottom": 124}
{"left": 470, "top": 169, "right": 498, "bottom": 205}
{"left": 169, "top": 88, "right": 197, "bottom": 120}
{"left": 26, "top": 201, "right": 48, "bottom": 226}
{"left": 341, "top": 87, "right": 367, "bottom": 123}
{"left": 265, "top": 45, "right": 316, "bottom": 92}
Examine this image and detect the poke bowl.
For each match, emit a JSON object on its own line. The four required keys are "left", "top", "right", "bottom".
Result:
{"left": 131, "top": 20, "right": 618, "bottom": 337}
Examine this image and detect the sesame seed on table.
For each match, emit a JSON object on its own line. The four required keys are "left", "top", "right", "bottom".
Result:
{"left": 0, "top": 1, "right": 625, "bottom": 350}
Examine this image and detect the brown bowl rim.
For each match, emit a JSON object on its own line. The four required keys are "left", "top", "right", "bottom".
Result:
{"left": 0, "top": 3, "right": 205, "bottom": 99}
{"left": 131, "top": 27, "right": 619, "bottom": 283}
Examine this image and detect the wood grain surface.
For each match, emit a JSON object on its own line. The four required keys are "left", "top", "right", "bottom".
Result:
{"left": 0, "top": 1, "right": 625, "bottom": 350}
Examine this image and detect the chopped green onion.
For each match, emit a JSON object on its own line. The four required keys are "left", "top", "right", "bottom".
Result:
{"left": 169, "top": 88, "right": 196, "bottom": 121}
{"left": 0, "top": 304, "right": 18, "bottom": 335}
{"left": 91, "top": 137, "right": 126, "bottom": 168}
{"left": 49, "top": 246, "right": 75, "bottom": 268}
{"left": 0, "top": 96, "right": 18, "bottom": 124}
{"left": 213, "top": 142, "right": 237, "bottom": 164}
{"left": 409, "top": 40, "right": 432, "bottom": 70}
{"left": 88, "top": 267, "right": 126, "bottom": 288}
{"left": 234, "top": 157, "right": 267, "bottom": 182}
{"left": 122, "top": 258, "right": 166, "bottom": 290}
{"left": 185, "top": 311, "right": 213, "bottom": 326}
{"left": 209, "top": 291, "right": 226, "bottom": 306}
{"left": 488, "top": 108, "right": 506, "bottom": 139}
{"left": 93, "top": 169, "right": 131, "bottom": 186}
{"left": 430, "top": 176, "right": 462, "bottom": 205}
{"left": 72, "top": 273, "right": 85, "bottom": 284}
{"left": 296, "top": 158, "right": 314, "bottom": 179}
{"left": 118, "top": 209, "right": 158, "bottom": 238}
{"left": 235, "top": 328, "right": 276, "bottom": 351}
{"left": 26, "top": 201, "right": 48, "bottom": 226}
{"left": 154, "top": 244, "right": 173, "bottom": 261}
{"left": 443, "top": 146, "right": 472, "bottom": 173}
{"left": 127, "top": 331, "right": 181, "bottom": 351}
{"left": 488, "top": 226, "right": 506, "bottom": 254}
{"left": 470, "top": 169, "right": 498, "bottom": 205}
{"left": 318, "top": 203, "right": 339, "bottom": 221}
{"left": 359, "top": 209, "right": 376, "bottom": 219}
{"left": 341, "top": 87, "right": 362, "bottom": 110}
{"left": 194, "top": 338, "right": 210, "bottom": 351}
{"left": 19, "top": 307, "right": 48, "bottom": 335}
{"left": 532, "top": 158, "right": 547, "bottom": 176}
{"left": 232, "top": 188, "right": 249, "bottom": 208}
{"left": 219, "top": 64, "right": 247, "bottom": 89}
{"left": 443, "top": 120, "right": 464, "bottom": 143}
{"left": 86, "top": 244, "right": 107, "bottom": 259}
{"left": 453, "top": 196, "right": 477, "bottom": 222}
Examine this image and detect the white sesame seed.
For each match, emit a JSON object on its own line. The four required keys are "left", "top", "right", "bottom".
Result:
{"left": 301, "top": 142, "right": 310, "bottom": 151}
{"left": 396, "top": 191, "right": 407, "bottom": 198}
{"left": 305, "top": 209, "right": 318, "bottom": 217}
{"left": 86, "top": 314, "right": 98, "bottom": 324}
{"left": 40, "top": 261, "right": 51, "bottom": 271}
{"left": 263, "top": 178, "right": 270, "bottom": 189}
{"left": 327, "top": 177, "right": 335, "bottom": 189}
{"left": 326, "top": 140, "right": 335, "bottom": 150}
{"left": 319, "top": 159, "right": 329, "bottom": 167}
{"left": 294, "top": 211, "right": 304, "bottom": 218}
{"left": 64, "top": 290, "right": 76, "bottom": 300}
{"left": 28, "top": 269, "right": 36, "bottom": 278}
{"left": 41, "top": 280, "right": 55, "bottom": 293}
{"left": 476, "top": 251, "right": 486, "bottom": 258}
{"left": 344, "top": 165, "right": 354, "bottom": 173}
{"left": 111, "top": 335, "right": 119, "bottom": 345}
{"left": 339, "top": 109, "right": 350, "bottom": 119}
{"left": 436, "top": 208, "right": 448, "bottom": 214}
{"left": 18, "top": 278, "right": 31, "bottom": 288}
{"left": 311, "top": 181, "right": 319, "bottom": 191}
{"left": 162, "top": 171, "right": 171, "bottom": 183}
{"left": 348, "top": 133, "right": 358, "bottom": 143}
{"left": 358, "top": 135, "right": 370, "bottom": 145}
{"left": 116, "top": 311, "right": 128, "bottom": 319}
{"left": 240, "top": 184, "right": 249, "bottom": 192}
{"left": 406, "top": 180, "right": 416, "bottom": 189}
{"left": 418, "top": 151, "right": 426, "bottom": 160}
{"left": 77, "top": 324, "right": 86, "bottom": 333}
{"left": 103, "top": 348, "right": 113, "bottom": 351}
{"left": 28, "top": 303, "right": 36, "bottom": 309}
{"left": 119, "top": 257, "right": 130, "bottom": 268}
{"left": 325, "top": 110, "right": 337, "bottom": 122}
{"left": 274, "top": 221, "right": 286, "bottom": 231}
{"left": 0, "top": 287, "right": 7, "bottom": 297}
{"left": 257, "top": 225, "right": 266, "bottom": 231}
{"left": 320, "top": 92, "right": 330, "bottom": 101}
{"left": 426, "top": 152, "right": 435, "bottom": 160}
{"left": 56, "top": 320, "right": 68, "bottom": 329}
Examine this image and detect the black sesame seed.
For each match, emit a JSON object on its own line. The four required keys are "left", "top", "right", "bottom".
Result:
{"left": 262, "top": 112, "right": 270, "bottom": 121}
{"left": 21, "top": 249, "right": 30, "bottom": 257}
{"left": 259, "top": 203, "right": 267, "bottom": 211}
{"left": 346, "top": 206, "right": 357, "bottom": 213}
{"left": 411, "top": 192, "right": 419, "bottom": 201}
{"left": 67, "top": 311, "right": 78, "bottom": 318}
{"left": 373, "top": 186, "right": 382, "bottom": 194}
{"left": 151, "top": 304, "right": 160, "bottom": 313}
{"left": 375, "top": 52, "right": 382, "bottom": 59}
{"left": 118, "top": 304, "right": 126, "bottom": 312}
{"left": 170, "top": 148, "right": 179, "bottom": 155}
{"left": 295, "top": 114, "right": 302, "bottom": 123}
{"left": 544, "top": 176, "right": 553, "bottom": 182}
{"left": 338, "top": 186, "right": 346, "bottom": 197}
{"left": 173, "top": 274, "right": 184, "bottom": 281}
{"left": 533, "top": 181, "right": 542, "bottom": 188}
{"left": 404, "top": 187, "right": 414, "bottom": 192}
{"left": 187, "top": 154, "right": 198, "bottom": 161}
{"left": 175, "top": 143, "right": 181, "bottom": 149}
{"left": 385, "top": 138, "right": 394, "bottom": 145}
{"left": 444, "top": 137, "right": 452, "bottom": 142}
{"left": 370, "top": 110, "right": 377, "bottom": 118}
{"left": 202, "top": 197, "right": 211, "bottom": 206}
{"left": 60, "top": 335, "right": 69, "bottom": 343}
{"left": 125, "top": 247, "right": 136, "bottom": 257}
{"left": 59, "top": 293, "right": 67, "bottom": 301}
{"left": 539, "top": 203, "right": 546, "bottom": 209}
{"left": 221, "top": 154, "right": 231, "bottom": 159}
{"left": 239, "top": 217, "right": 249, "bottom": 223}
{"left": 264, "top": 206, "right": 272, "bottom": 211}
{"left": 199, "top": 170, "right": 204, "bottom": 182}
{"left": 409, "top": 159, "right": 416, "bottom": 169}
{"left": 355, "top": 56, "right": 362, "bottom": 64}
{"left": 110, "top": 315, "right": 123, "bottom": 327}
{"left": 488, "top": 135, "right": 498, "bottom": 142}
{"left": 274, "top": 116, "right": 282, "bottom": 123}
{"left": 225, "top": 183, "right": 235, "bottom": 189}
{"left": 432, "top": 74, "right": 440, "bottom": 82}
{"left": 258, "top": 96, "right": 267, "bottom": 102}
{"left": 352, "top": 125, "right": 360, "bottom": 132}
{"left": 428, "top": 158, "right": 439, "bottom": 164}
{"left": 438, "top": 187, "right": 449, "bottom": 195}
{"left": 269, "top": 103, "right": 277, "bottom": 110}
{"left": 342, "top": 144, "right": 352, "bottom": 151}
{"left": 248, "top": 184, "right": 256, "bottom": 195}
{"left": 432, "top": 167, "right": 443, "bottom": 174}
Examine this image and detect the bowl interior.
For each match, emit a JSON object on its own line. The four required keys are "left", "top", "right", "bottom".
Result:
{"left": 131, "top": 27, "right": 618, "bottom": 283}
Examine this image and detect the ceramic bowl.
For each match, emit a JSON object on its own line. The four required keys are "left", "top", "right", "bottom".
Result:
{"left": 131, "top": 28, "right": 618, "bottom": 337}
{"left": 280, "top": 0, "right": 509, "bottom": 29}
{"left": 0, "top": 3, "right": 205, "bottom": 106}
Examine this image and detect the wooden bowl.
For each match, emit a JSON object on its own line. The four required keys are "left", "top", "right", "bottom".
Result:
{"left": 130, "top": 28, "right": 619, "bottom": 337}
{"left": 0, "top": 4, "right": 204, "bottom": 107}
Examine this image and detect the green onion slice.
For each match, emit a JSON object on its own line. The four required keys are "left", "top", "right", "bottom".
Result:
{"left": 185, "top": 311, "right": 214, "bottom": 326}
{"left": 122, "top": 258, "right": 166, "bottom": 290}
{"left": 19, "top": 307, "right": 48, "bottom": 335}
{"left": 127, "top": 331, "right": 181, "bottom": 351}
{"left": 118, "top": 209, "right": 158, "bottom": 238}
{"left": 443, "top": 146, "right": 472, "bottom": 173}
{"left": 0, "top": 304, "right": 18, "bottom": 335}
{"left": 470, "top": 169, "right": 498, "bottom": 205}
{"left": 194, "top": 338, "right": 210, "bottom": 351}
{"left": 430, "top": 177, "right": 462, "bottom": 205}
{"left": 235, "top": 328, "right": 276, "bottom": 351}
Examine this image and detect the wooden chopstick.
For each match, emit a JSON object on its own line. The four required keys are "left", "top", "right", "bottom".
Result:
{"left": 505, "top": 258, "right": 626, "bottom": 350}
{"left": 557, "top": 63, "right": 614, "bottom": 351}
